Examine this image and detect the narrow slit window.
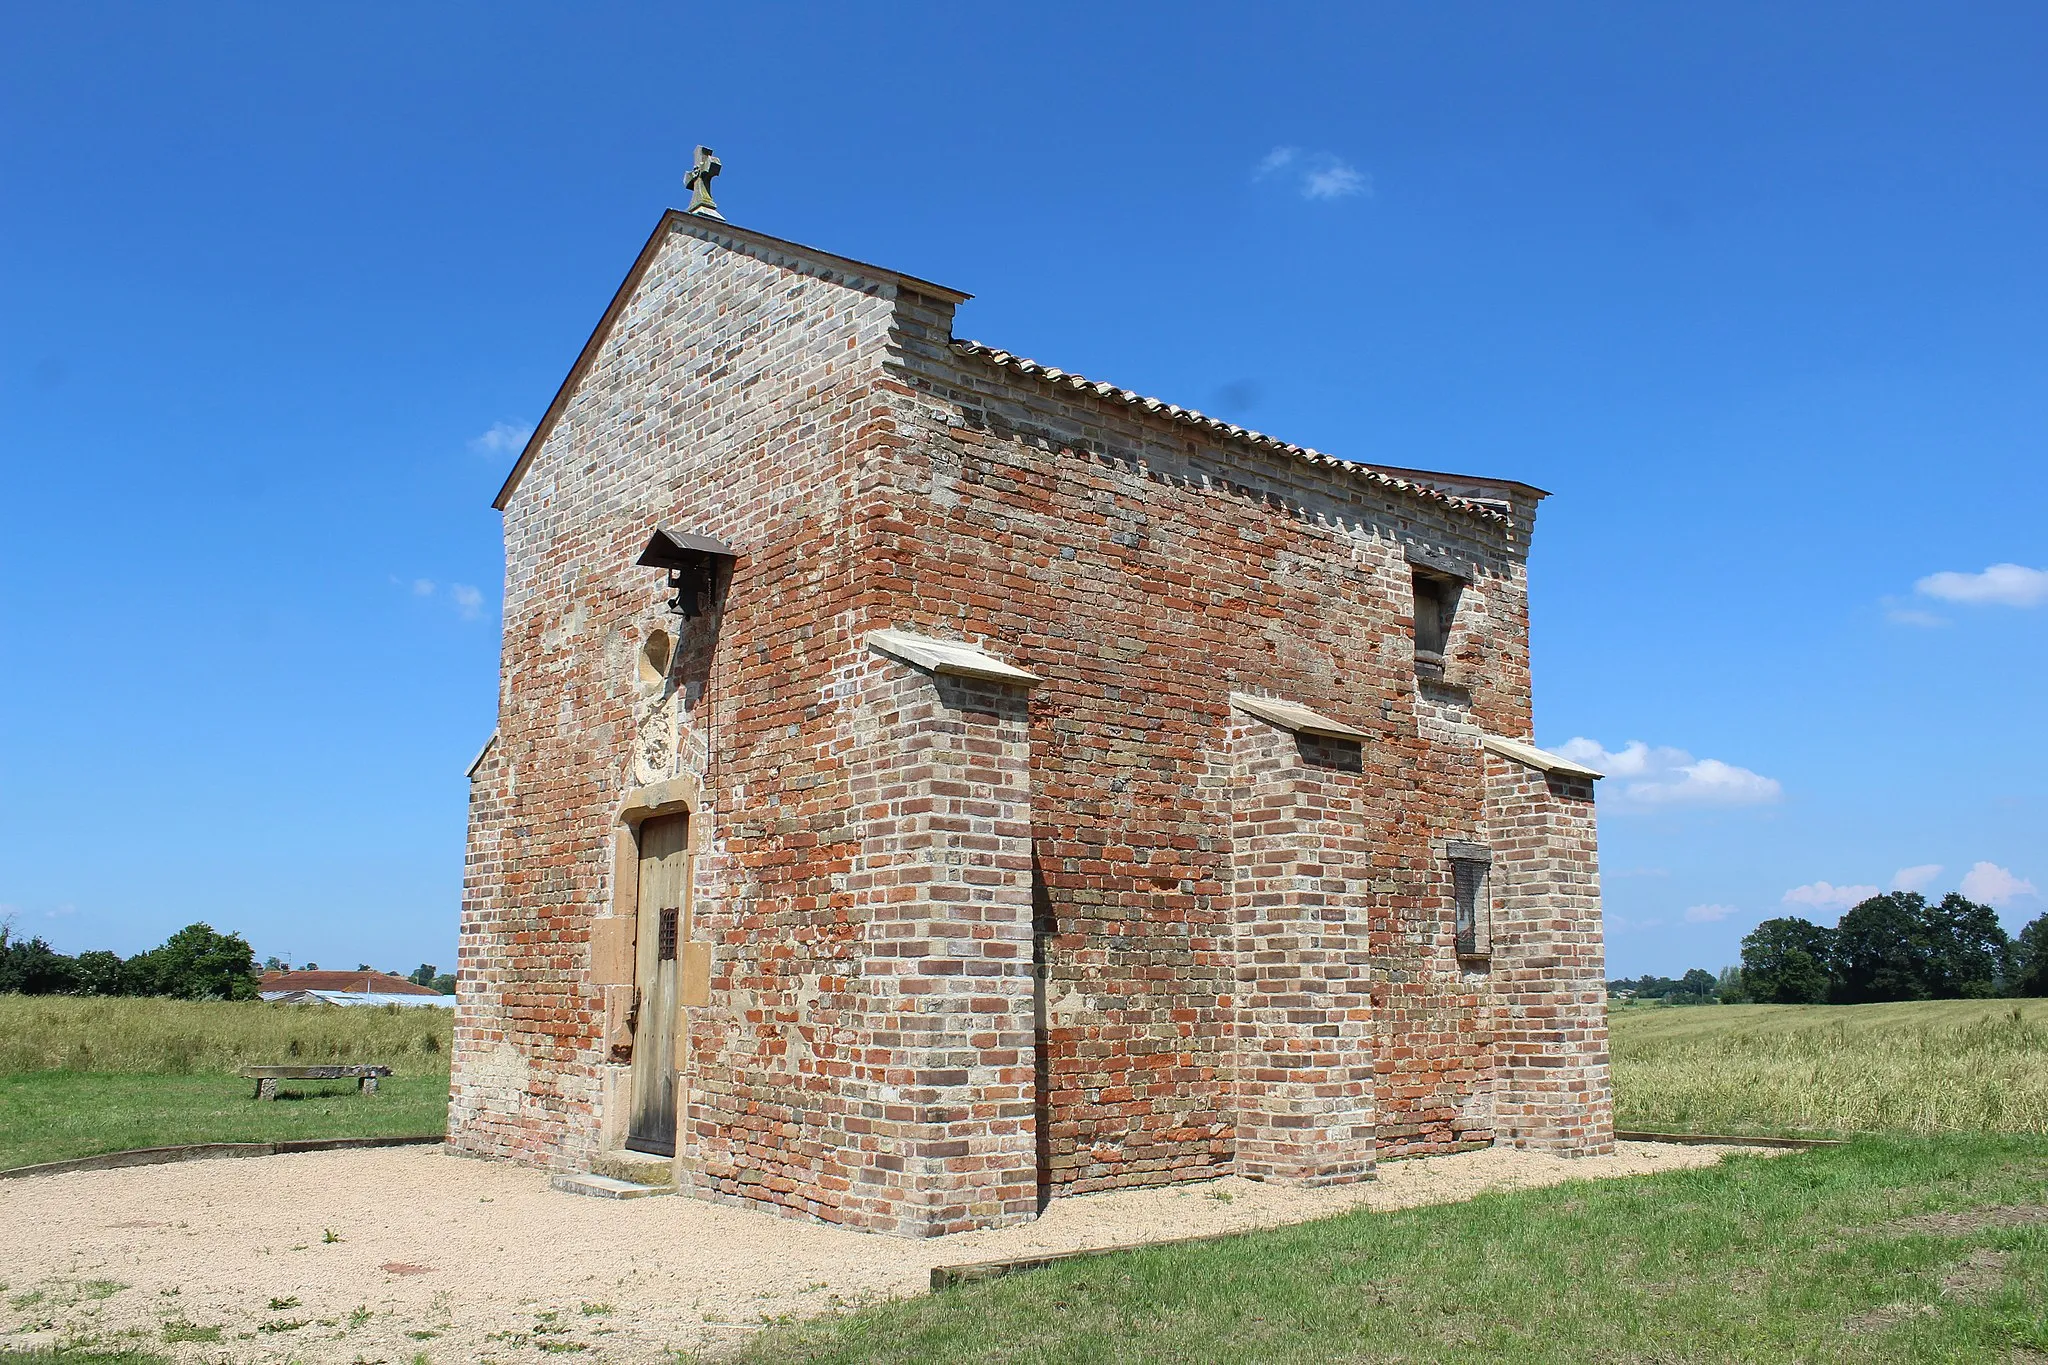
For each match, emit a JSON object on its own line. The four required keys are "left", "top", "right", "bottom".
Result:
{"left": 1448, "top": 842, "right": 1492, "bottom": 959}
{"left": 1412, "top": 569, "right": 1460, "bottom": 680}
{"left": 657, "top": 906, "right": 679, "bottom": 962}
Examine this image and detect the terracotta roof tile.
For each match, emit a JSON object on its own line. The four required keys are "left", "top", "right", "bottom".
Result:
{"left": 949, "top": 341, "right": 1511, "bottom": 525}
{"left": 258, "top": 970, "right": 439, "bottom": 996}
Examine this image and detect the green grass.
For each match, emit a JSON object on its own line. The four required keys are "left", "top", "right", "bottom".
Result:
{"left": 746, "top": 1135, "right": 2048, "bottom": 1364}
{"left": 0, "top": 1072, "right": 448, "bottom": 1170}
{"left": 0, "top": 996, "right": 451, "bottom": 1169}
{"left": 1610, "top": 998, "right": 2048, "bottom": 1137}
{"left": 746, "top": 1000, "right": 2048, "bottom": 1362}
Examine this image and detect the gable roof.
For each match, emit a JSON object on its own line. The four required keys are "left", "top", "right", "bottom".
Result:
{"left": 492, "top": 212, "right": 971, "bottom": 510}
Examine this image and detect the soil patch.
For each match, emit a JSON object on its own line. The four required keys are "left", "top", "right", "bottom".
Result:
{"left": 1939, "top": 1247, "right": 2011, "bottom": 1301}
{"left": 1884, "top": 1204, "right": 2048, "bottom": 1236}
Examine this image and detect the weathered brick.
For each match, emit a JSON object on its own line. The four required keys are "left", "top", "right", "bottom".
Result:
{"left": 451, "top": 210, "right": 1611, "bottom": 1237}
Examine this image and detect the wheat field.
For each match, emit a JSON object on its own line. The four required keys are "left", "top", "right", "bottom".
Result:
{"left": 0, "top": 994, "right": 453, "bottom": 1077}
{"left": 1608, "top": 997, "right": 2048, "bottom": 1136}
{"left": 5, "top": 994, "right": 2043, "bottom": 1147}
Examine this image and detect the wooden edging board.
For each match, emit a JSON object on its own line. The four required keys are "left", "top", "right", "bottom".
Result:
{"left": 0, "top": 1135, "right": 443, "bottom": 1181}
{"left": 1613, "top": 1130, "right": 1843, "bottom": 1150}
{"left": 932, "top": 1230, "right": 1244, "bottom": 1290}
{"left": 930, "top": 1132, "right": 1842, "bottom": 1291}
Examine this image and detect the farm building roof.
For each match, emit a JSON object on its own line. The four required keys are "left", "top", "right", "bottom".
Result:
{"left": 260, "top": 989, "right": 452, "bottom": 1009}
{"left": 259, "top": 970, "right": 440, "bottom": 996}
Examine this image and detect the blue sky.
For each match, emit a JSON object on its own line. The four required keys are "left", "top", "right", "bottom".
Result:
{"left": 2, "top": 3, "right": 2042, "bottom": 978}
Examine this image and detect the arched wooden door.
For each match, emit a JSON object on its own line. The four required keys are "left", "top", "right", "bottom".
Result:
{"left": 627, "top": 813, "right": 689, "bottom": 1155}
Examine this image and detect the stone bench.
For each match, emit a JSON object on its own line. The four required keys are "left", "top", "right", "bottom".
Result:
{"left": 238, "top": 1065, "right": 393, "bottom": 1100}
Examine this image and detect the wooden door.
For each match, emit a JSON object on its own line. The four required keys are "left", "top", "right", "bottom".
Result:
{"left": 627, "top": 814, "right": 689, "bottom": 1155}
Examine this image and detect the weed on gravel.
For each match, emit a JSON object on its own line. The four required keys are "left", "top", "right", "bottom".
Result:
{"left": 0, "top": 1352, "right": 174, "bottom": 1364}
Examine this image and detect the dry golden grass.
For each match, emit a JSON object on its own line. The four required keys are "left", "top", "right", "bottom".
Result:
{"left": 0, "top": 995, "right": 452, "bottom": 1077}
{"left": 1609, "top": 997, "right": 2048, "bottom": 1136}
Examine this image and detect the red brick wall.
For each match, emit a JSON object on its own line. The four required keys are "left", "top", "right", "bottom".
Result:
{"left": 457, "top": 216, "right": 1609, "bottom": 1236}
{"left": 1227, "top": 718, "right": 1377, "bottom": 1184}
{"left": 871, "top": 342, "right": 1546, "bottom": 1191}
{"left": 1483, "top": 752, "right": 1614, "bottom": 1152}
{"left": 453, "top": 219, "right": 905, "bottom": 1189}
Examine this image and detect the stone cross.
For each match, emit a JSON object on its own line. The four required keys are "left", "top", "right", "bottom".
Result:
{"left": 685, "top": 146, "right": 723, "bottom": 220}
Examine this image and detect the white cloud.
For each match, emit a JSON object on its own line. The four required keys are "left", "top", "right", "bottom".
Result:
{"left": 1253, "top": 146, "right": 1371, "bottom": 201}
{"left": 469, "top": 422, "right": 534, "bottom": 456}
{"left": 1683, "top": 903, "right": 1738, "bottom": 923}
{"left": 412, "top": 578, "right": 436, "bottom": 597}
{"left": 1256, "top": 146, "right": 1299, "bottom": 176}
{"left": 1553, "top": 738, "right": 1782, "bottom": 808}
{"left": 1884, "top": 604, "right": 1948, "bottom": 628}
{"left": 1959, "top": 861, "right": 2037, "bottom": 907}
{"left": 1303, "top": 163, "right": 1369, "bottom": 200}
{"left": 450, "top": 584, "right": 484, "bottom": 620}
{"left": 1914, "top": 563, "right": 2048, "bottom": 608}
{"left": 1783, "top": 881, "right": 1879, "bottom": 912}
{"left": 1891, "top": 864, "right": 1943, "bottom": 892}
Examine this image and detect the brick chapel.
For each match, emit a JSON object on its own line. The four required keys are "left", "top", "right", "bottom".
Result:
{"left": 452, "top": 158, "right": 1613, "bottom": 1237}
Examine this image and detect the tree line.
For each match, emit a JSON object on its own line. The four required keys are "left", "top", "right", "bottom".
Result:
{"left": 0, "top": 921, "right": 260, "bottom": 1000}
{"left": 1607, "top": 967, "right": 1743, "bottom": 1004}
{"left": 1742, "top": 892, "right": 2048, "bottom": 1004}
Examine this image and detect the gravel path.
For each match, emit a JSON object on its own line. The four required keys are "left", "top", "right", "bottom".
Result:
{"left": 0, "top": 1140, "right": 1760, "bottom": 1362}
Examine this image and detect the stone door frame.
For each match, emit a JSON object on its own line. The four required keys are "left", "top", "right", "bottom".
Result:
{"left": 593, "top": 774, "right": 705, "bottom": 1160}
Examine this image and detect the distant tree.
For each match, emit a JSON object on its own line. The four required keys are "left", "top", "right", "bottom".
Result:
{"left": 72, "top": 949, "right": 125, "bottom": 996}
{"left": 356, "top": 963, "right": 374, "bottom": 973}
{"left": 122, "top": 923, "right": 258, "bottom": 1001}
{"left": 1741, "top": 917, "right": 1835, "bottom": 1004}
{"left": 2011, "top": 914, "right": 2048, "bottom": 998}
{"left": 303, "top": 961, "right": 319, "bottom": 970}
{"left": 409, "top": 964, "right": 438, "bottom": 988}
{"left": 1830, "top": 893, "right": 2009, "bottom": 1003}
{"left": 1716, "top": 965, "right": 1748, "bottom": 1003}
{"left": 0, "top": 925, "right": 80, "bottom": 995}
{"left": 1921, "top": 893, "right": 2010, "bottom": 998}
{"left": 430, "top": 972, "right": 456, "bottom": 995}
{"left": 1832, "top": 894, "right": 1934, "bottom": 1003}
{"left": 262, "top": 955, "right": 287, "bottom": 973}
{"left": 1607, "top": 971, "right": 1720, "bottom": 1005}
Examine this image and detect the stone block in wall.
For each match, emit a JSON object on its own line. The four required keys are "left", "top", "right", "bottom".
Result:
{"left": 590, "top": 918, "right": 636, "bottom": 986}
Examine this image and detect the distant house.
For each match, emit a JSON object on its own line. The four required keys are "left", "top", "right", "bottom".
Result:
{"left": 259, "top": 970, "right": 450, "bottom": 1009}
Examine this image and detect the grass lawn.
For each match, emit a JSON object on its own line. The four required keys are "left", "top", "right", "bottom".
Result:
{"left": 745, "top": 1000, "right": 2048, "bottom": 1363}
{"left": 0, "top": 996, "right": 451, "bottom": 1171}
{"left": 0, "top": 1072, "right": 447, "bottom": 1171}
{"left": 746, "top": 1135, "right": 2048, "bottom": 1364}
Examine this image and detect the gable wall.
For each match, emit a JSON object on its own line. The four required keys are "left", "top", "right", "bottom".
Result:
{"left": 452, "top": 221, "right": 908, "bottom": 1179}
